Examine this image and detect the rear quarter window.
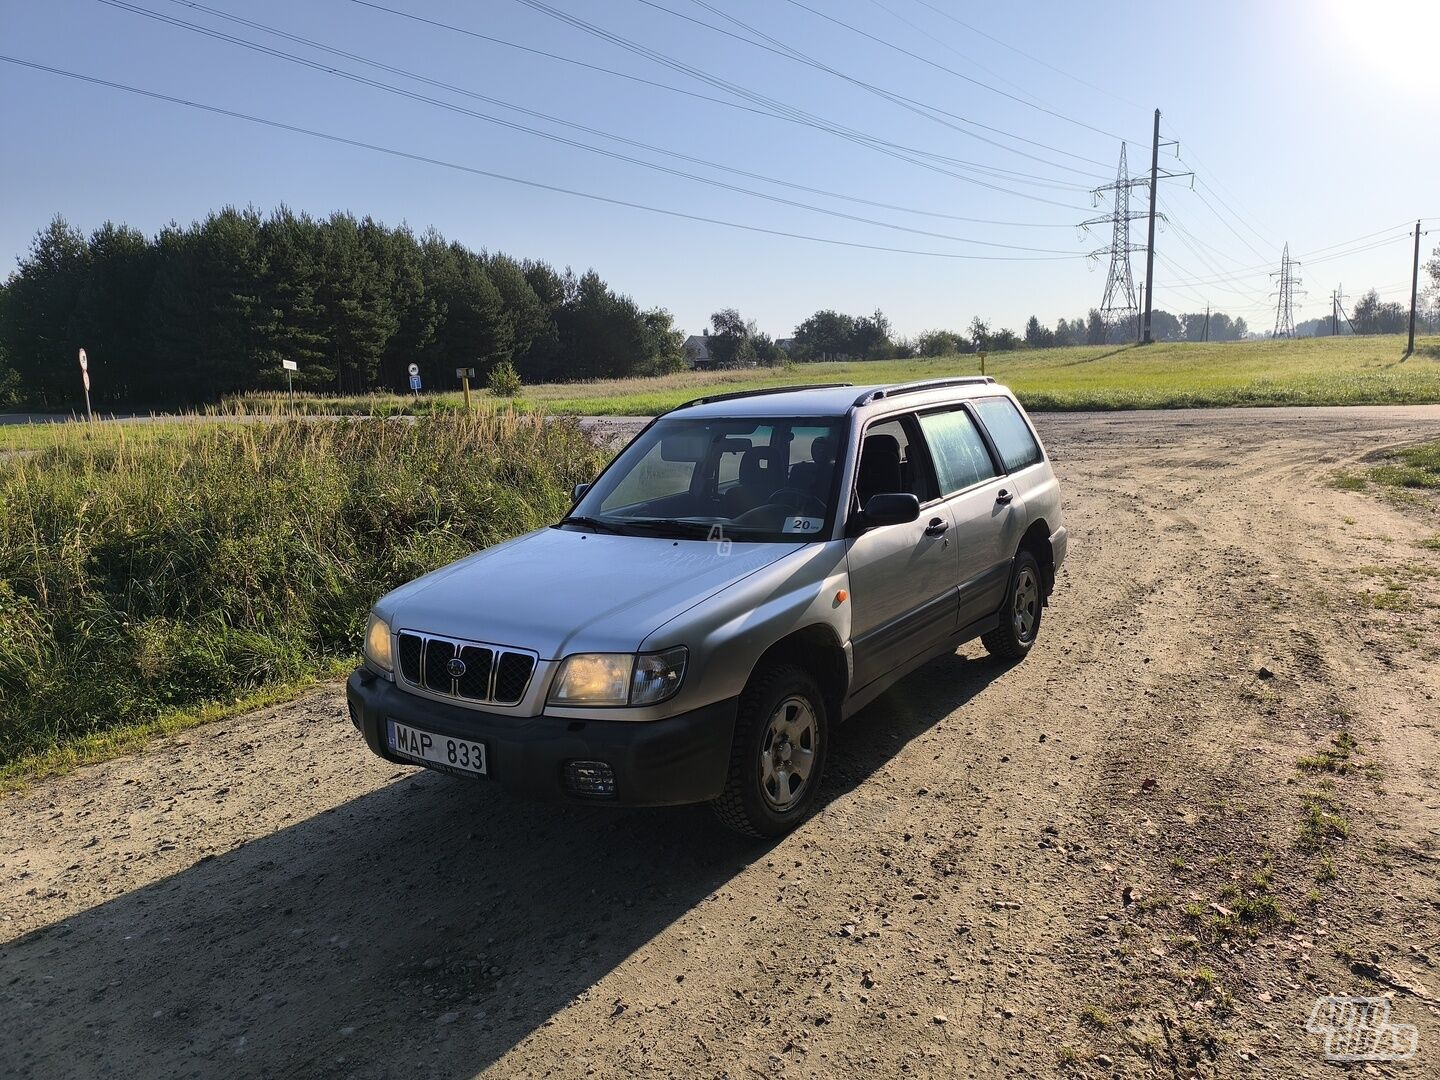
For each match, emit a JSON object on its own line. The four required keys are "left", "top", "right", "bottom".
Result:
{"left": 974, "top": 397, "right": 1044, "bottom": 472}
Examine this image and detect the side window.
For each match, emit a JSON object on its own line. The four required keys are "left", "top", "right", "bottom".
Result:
{"left": 917, "top": 408, "right": 998, "bottom": 495}
{"left": 855, "top": 416, "right": 936, "bottom": 505}
{"left": 974, "top": 397, "right": 1043, "bottom": 473}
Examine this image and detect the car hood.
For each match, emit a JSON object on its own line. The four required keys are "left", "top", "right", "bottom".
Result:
{"left": 376, "top": 526, "right": 805, "bottom": 658}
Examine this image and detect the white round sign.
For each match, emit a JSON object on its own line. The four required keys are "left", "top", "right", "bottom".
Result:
{"left": 79, "top": 348, "right": 88, "bottom": 372}
{"left": 407, "top": 363, "right": 419, "bottom": 377}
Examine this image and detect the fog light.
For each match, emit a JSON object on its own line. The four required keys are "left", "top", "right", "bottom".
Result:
{"left": 565, "top": 760, "right": 616, "bottom": 798}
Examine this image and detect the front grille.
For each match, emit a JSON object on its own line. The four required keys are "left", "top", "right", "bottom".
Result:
{"left": 494, "top": 652, "right": 535, "bottom": 705}
{"left": 398, "top": 633, "right": 423, "bottom": 684}
{"left": 395, "top": 630, "right": 537, "bottom": 707}
{"left": 456, "top": 646, "right": 494, "bottom": 700}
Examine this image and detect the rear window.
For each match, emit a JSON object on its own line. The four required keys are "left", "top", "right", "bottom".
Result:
{"left": 917, "top": 408, "right": 998, "bottom": 495}
{"left": 974, "top": 397, "right": 1043, "bottom": 472}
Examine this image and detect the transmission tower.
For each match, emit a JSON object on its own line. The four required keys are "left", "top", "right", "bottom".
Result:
{"left": 1081, "top": 144, "right": 1147, "bottom": 336}
{"left": 1270, "top": 243, "right": 1303, "bottom": 338}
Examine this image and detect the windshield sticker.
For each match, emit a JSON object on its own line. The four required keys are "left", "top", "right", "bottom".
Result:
{"left": 783, "top": 516, "right": 825, "bottom": 534}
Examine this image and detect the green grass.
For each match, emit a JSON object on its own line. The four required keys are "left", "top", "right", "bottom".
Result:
{"left": 1369, "top": 441, "right": 1440, "bottom": 490}
{"left": 1297, "top": 731, "right": 1360, "bottom": 774}
{"left": 224, "top": 335, "right": 1440, "bottom": 417}
{"left": 1297, "top": 786, "right": 1350, "bottom": 854}
{"left": 0, "top": 412, "right": 606, "bottom": 771}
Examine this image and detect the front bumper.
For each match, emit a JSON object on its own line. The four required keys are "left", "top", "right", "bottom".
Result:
{"left": 346, "top": 668, "right": 738, "bottom": 806}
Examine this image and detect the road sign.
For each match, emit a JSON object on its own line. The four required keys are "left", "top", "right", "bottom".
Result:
{"left": 409, "top": 374, "right": 422, "bottom": 392}
{"left": 407, "top": 362, "right": 420, "bottom": 377}
{"left": 281, "top": 359, "right": 298, "bottom": 372}
{"left": 455, "top": 367, "right": 476, "bottom": 379}
{"left": 78, "top": 348, "right": 88, "bottom": 372}
{"left": 82, "top": 371, "right": 90, "bottom": 391}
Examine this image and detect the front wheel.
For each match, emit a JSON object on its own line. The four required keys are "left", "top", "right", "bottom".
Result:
{"left": 711, "top": 664, "right": 828, "bottom": 838}
{"left": 982, "top": 549, "right": 1043, "bottom": 661}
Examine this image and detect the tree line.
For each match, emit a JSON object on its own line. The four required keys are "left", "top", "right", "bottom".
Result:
{"left": 1294, "top": 288, "right": 1440, "bottom": 337}
{"left": 3, "top": 206, "right": 1437, "bottom": 409}
{"left": 700, "top": 305, "right": 1251, "bottom": 368}
{"left": 0, "top": 208, "right": 684, "bottom": 409}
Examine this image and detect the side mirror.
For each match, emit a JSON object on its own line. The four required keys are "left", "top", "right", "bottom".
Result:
{"left": 861, "top": 493, "right": 920, "bottom": 528}
{"left": 572, "top": 482, "right": 591, "bottom": 501}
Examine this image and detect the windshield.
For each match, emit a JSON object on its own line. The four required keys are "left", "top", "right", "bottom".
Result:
{"left": 563, "top": 416, "right": 846, "bottom": 543}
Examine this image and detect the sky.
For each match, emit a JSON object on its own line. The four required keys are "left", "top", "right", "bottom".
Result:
{"left": 1, "top": 0, "right": 1437, "bottom": 340}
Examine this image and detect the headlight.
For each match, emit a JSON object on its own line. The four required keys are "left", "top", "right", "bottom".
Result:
{"left": 550, "top": 654, "right": 631, "bottom": 705}
{"left": 549, "top": 647, "right": 688, "bottom": 707}
{"left": 364, "top": 613, "right": 393, "bottom": 673}
{"left": 631, "top": 647, "right": 688, "bottom": 705}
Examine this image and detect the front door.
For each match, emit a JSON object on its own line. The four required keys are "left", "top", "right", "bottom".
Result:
{"left": 845, "top": 415, "right": 960, "bottom": 690}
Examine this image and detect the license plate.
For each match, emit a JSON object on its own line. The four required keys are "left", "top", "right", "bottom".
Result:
{"left": 387, "top": 720, "right": 487, "bottom": 776}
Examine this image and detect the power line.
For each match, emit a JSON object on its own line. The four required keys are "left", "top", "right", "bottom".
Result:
{"left": 643, "top": 0, "right": 1098, "bottom": 189}
{"left": 1155, "top": 224, "right": 1422, "bottom": 287}
{"left": 899, "top": 0, "right": 1148, "bottom": 111}
{"left": 777, "top": 0, "right": 1138, "bottom": 144}
{"left": 354, "top": 0, "right": 1112, "bottom": 182}
{"left": 0, "top": 55, "right": 1091, "bottom": 263}
{"left": 653, "top": 0, "right": 1112, "bottom": 183}
{"left": 102, "top": 0, "right": 1083, "bottom": 251}
{"left": 504, "top": 0, "right": 1097, "bottom": 210}
{"left": 1160, "top": 118, "right": 1280, "bottom": 254}
{"left": 862, "top": 0, "right": 1061, "bottom": 107}
{"left": 151, "top": 0, "right": 1079, "bottom": 230}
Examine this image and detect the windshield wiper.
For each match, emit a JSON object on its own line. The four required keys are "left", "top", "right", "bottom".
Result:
{"left": 619, "top": 518, "right": 720, "bottom": 539}
{"left": 557, "top": 515, "right": 626, "bottom": 534}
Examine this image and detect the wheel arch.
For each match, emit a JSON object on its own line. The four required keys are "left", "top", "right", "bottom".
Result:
{"left": 1018, "top": 517, "right": 1056, "bottom": 601}
{"left": 746, "top": 623, "right": 849, "bottom": 724}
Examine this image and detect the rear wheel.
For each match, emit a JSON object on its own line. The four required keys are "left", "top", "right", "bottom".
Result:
{"left": 982, "top": 549, "right": 1043, "bottom": 661}
{"left": 712, "top": 664, "right": 828, "bottom": 838}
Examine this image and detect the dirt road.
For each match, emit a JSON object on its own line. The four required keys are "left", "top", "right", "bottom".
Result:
{"left": 4, "top": 407, "right": 1439, "bottom": 1079}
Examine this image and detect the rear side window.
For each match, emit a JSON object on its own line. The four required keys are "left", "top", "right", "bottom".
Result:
{"left": 917, "top": 408, "right": 997, "bottom": 495}
{"left": 974, "top": 397, "right": 1043, "bottom": 472}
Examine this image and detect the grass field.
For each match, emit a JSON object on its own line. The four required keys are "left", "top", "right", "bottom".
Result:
{"left": 222, "top": 334, "right": 1440, "bottom": 418}
{"left": 0, "top": 413, "right": 605, "bottom": 780}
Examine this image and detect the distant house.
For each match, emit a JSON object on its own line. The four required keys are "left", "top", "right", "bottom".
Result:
{"left": 682, "top": 335, "right": 714, "bottom": 370}
{"left": 775, "top": 338, "right": 796, "bottom": 354}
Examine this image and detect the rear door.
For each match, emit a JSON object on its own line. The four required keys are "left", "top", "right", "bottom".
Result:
{"left": 915, "top": 404, "right": 1025, "bottom": 628}
{"left": 844, "top": 414, "right": 961, "bottom": 690}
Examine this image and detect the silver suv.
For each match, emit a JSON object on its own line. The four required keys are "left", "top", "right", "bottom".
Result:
{"left": 348, "top": 378, "right": 1067, "bottom": 836}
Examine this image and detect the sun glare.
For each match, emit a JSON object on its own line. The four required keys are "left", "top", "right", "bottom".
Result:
{"left": 1328, "top": 0, "right": 1440, "bottom": 91}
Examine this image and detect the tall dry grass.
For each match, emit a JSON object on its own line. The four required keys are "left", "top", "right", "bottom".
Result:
{"left": 0, "top": 413, "right": 606, "bottom": 766}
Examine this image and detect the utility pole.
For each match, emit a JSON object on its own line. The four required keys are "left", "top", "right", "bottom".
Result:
{"left": 1202, "top": 305, "right": 1210, "bottom": 342}
{"left": 1080, "top": 128, "right": 1188, "bottom": 345}
{"left": 1141, "top": 109, "right": 1161, "bottom": 344}
{"left": 1408, "top": 220, "right": 1422, "bottom": 356}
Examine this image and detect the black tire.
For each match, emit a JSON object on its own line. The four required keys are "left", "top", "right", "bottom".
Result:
{"left": 982, "top": 549, "right": 1043, "bottom": 661}
{"left": 711, "top": 664, "right": 828, "bottom": 838}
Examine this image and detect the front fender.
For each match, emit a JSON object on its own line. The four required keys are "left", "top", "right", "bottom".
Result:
{"left": 640, "top": 540, "right": 851, "bottom": 709}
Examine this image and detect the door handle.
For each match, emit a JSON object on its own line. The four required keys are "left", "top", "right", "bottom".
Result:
{"left": 924, "top": 517, "right": 950, "bottom": 536}
{"left": 995, "top": 489, "right": 1014, "bottom": 505}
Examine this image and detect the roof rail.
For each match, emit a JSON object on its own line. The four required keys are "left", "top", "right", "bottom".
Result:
{"left": 672, "top": 383, "right": 854, "bottom": 411}
{"left": 851, "top": 376, "right": 995, "bottom": 407}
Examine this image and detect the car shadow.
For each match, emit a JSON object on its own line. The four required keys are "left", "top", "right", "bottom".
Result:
{"left": 1, "top": 650, "right": 1012, "bottom": 1079}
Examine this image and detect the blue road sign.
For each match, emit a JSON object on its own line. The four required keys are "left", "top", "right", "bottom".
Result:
{"left": 409, "top": 374, "right": 422, "bottom": 392}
